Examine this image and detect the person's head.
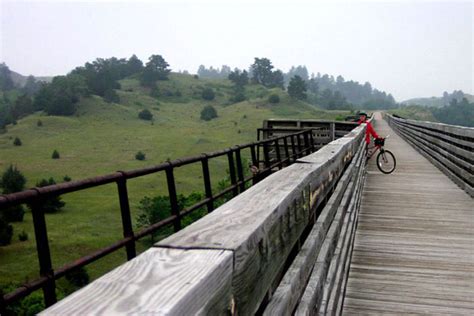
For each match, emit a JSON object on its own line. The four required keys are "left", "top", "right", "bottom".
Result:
{"left": 359, "top": 112, "right": 367, "bottom": 122}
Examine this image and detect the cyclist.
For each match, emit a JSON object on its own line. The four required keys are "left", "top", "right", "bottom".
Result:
{"left": 358, "top": 112, "right": 380, "bottom": 144}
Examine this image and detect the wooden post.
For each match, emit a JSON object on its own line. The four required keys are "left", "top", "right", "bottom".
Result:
{"left": 31, "top": 198, "right": 57, "bottom": 307}
{"left": 117, "top": 177, "right": 136, "bottom": 260}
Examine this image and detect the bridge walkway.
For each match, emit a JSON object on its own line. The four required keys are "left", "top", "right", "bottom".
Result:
{"left": 342, "top": 113, "right": 474, "bottom": 314}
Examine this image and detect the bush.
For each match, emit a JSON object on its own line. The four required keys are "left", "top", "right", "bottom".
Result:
{"left": 66, "top": 266, "right": 90, "bottom": 287}
{"left": 0, "top": 218, "right": 13, "bottom": 246}
{"left": 21, "top": 292, "right": 45, "bottom": 315}
{"left": 13, "top": 137, "right": 22, "bottom": 146}
{"left": 201, "top": 88, "right": 215, "bottom": 101}
{"left": 231, "top": 92, "right": 246, "bottom": 103}
{"left": 175, "top": 90, "right": 182, "bottom": 97}
{"left": 2, "top": 205, "right": 25, "bottom": 222}
{"left": 52, "top": 150, "right": 60, "bottom": 159}
{"left": 138, "top": 109, "right": 153, "bottom": 121}
{"left": 268, "top": 94, "right": 280, "bottom": 104}
{"left": 193, "top": 75, "right": 199, "bottom": 79}
{"left": 37, "top": 120, "right": 43, "bottom": 127}
{"left": 200, "top": 105, "right": 218, "bottom": 121}
{"left": 63, "top": 175, "right": 72, "bottom": 182}
{"left": 135, "top": 151, "right": 146, "bottom": 161}
{"left": 29, "top": 178, "right": 65, "bottom": 213}
{"left": 18, "top": 230, "right": 28, "bottom": 241}
{"left": 150, "top": 86, "right": 160, "bottom": 98}
{"left": 103, "top": 89, "right": 120, "bottom": 103}
{"left": 1, "top": 165, "right": 26, "bottom": 194}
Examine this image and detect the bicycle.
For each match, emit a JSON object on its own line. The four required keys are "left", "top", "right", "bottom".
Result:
{"left": 367, "top": 135, "right": 396, "bottom": 174}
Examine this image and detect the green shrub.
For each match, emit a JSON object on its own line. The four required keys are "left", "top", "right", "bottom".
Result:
{"left": 52, "top": 150, "right": 60, "bottom": 159}
{"left": 200, "top": 105, "right": 218, "bottom": 121}
{"left": 1, "top": 165, "right": 26, "bottom": 194}
{"left": 18, "top": 230, "right": 28, "bottom": 241}
{"left": 135, "top": 151, "right": 146, "bottom": 161}
{"left": 138, "top": 109, "right": 153, "bottom": 121}
{"left": 0, "top": 165, "right": 26, "bottom": 223}
{"left": 150, "top": 86, "right": 160, "bottom": 98}
{"left": 37, "top": 120, "right": 43, "bottom": 127}
{"left": 103, "top": 89, "right": 120, "bottom": 103}
{"left": 201, "top": 88, "right": 215, "bottom": 101}
{"left": 65, "top": 266, "right": 90, "bottom": 287}
{"left": 0, "top": 218, "right": 13, "bottom": 246}
{"left": 2, "top": 205, "right": 25, "bottom": 222}
{"left": 13, "top": 137, "right": 22, "bottom": 146}
{"left": 29, "top": 178, "right": 65, "bottom": 213}
{"left": 268, "top": 94, "right": 280, "bottom": 104}
{"left": 231, "top": 92, "right": 246, "bottom": 103}
{"left": 193, "top": 75, "right": 199, "bottom": 79}
{"left": 63, "top": 175, "right": 72, "bottom": 182}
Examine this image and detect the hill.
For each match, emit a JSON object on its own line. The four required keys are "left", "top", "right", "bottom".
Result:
{"left": 402, "top": 91, "right": 474, "bottom": 107}
{"left": 9, "top": 70, "right": 53, "bottom": 87}
{"left": 0, "top": 72, "right": 350, "bottom": 295}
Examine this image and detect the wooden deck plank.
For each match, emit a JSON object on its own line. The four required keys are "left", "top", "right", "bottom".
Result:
{"left": 342, "top": 113, "right": 474, "bottom": 315}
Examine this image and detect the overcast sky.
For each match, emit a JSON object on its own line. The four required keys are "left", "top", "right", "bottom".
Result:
{"left": 1, "top": 0, "right": 472, "bottom": 101}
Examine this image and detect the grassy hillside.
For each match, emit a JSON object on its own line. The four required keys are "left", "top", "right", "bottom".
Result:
{"left": 388, "top": 105, "right": 438, "bottom": 122}
{"left": 0, "top": 73, "right": 349, "bottom": 291}
{"left": 402, "top": 93, "right": 474, "bottom": 107}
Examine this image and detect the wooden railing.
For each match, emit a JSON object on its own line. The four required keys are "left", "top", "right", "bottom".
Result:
{"left": 40, "top": 124, "right": 367, "bottom": 315}
{"left": 0, "top": 129, "right": 318, "bottom": 313}
{"left": 261, "top": 119, "right": 358, "bottom": 149}
{"left": 385, "top": 114, "right": 473, "bottom": 197}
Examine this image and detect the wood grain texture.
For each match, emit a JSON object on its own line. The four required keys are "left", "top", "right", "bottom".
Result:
{"left": 393, "top": 116, "right": 474, "bottom": 141}
{"left": 396, "top": 124, "right": 473, "bottom": 178}
{"left": 41, "top": 248, "right": 233, "bottom": 316}
{"left": 155, "top": 126, "right": 365, "bottom": 315}
{"left": 397, "top": 122, "right": 473, "bottom": 162}
{"left": 393, "top": 124, "right": 474, "bottom": 196}
{"left": 262, "top": 140, "right": 363, "bottom": 316}
{"left": 343, "top": 113, "right": 474, "bottom": 315}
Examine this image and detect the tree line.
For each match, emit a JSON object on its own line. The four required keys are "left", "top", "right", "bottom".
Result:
{"left": 198, "top": 61, "right": 397, "bottom": 109}
{"left": 0, "top": 54, "right": 171, "bottom": 130}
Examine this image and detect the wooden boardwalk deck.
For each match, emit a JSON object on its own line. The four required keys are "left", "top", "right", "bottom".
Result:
{"left": 343, "top": 113, "right": 474, "bottom": 315}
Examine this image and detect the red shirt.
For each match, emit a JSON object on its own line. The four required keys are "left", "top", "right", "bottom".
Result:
{"left": 358, "top": 119, "right": 379, "bottom": 144}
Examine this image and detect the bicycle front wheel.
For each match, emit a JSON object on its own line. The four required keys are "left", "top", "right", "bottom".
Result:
{"left": 376, "top": 150, "right": 396, "bottom": 174}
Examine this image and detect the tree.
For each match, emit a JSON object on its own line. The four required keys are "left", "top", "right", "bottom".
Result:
{"left": 201, "top": 88, "right": 215, "bottom": 101}
{"left": 251, "top": 58, "right": 274, "bottom": 87}
{"left": 200, "top": 105, "right": 217, "bottom": 121}
{"left": 1, "top": 165, "right": 26, "bottom": 194}
{"left": 228, "top": 70, "right": 249, "bottom": 88}
{"left": 13, "top": 137, "right": 22, "bottom": 146}
{"left": 138, "top": 109, "right": 153, "bottom": 120}
{"left": 268, "top": 94, "right": 280, "bottom": 104}
{"left": 287, "top": 76, "right": 307, "bottom": 100}
{"left": 52, "top": 150, "right": 60, "bottom": 159}
{"left": 103, "top": 89, "right": 120, "bottom": 103}
{"left": 135, "top": 151, "right": 146, "bottom": 161}
{"left": 126, "top": 54, "right": 144, "bottom": 76}
{"left": 29, "top": 178, "right": 65, "bottom": 213}
{"left": 0, "top": 63, "right": 14, "bottom": 91}
{"left": 34, "top": 74, "right": 88, "bottom": 116}
{"left": 140, "top": 55, "right": 171, "bottom": 87}
{"left": 271, "top": 70, "right": 285, "bottom": 89}
{"left": 0, "top": 218, "right": 13, "bottom": 246}
{"left": 23, "top": 75, "right": 41, "bottom": 96}
{"left": 0, "top": 165, "right": 26, "bottom": 223}
{"left": 12, "top": 94, "right": 34, "bottom": 119}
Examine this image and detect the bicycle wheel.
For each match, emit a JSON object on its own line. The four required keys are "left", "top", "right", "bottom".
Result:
{"left": 376, "top": 150, "right": 396, "bottom": 174}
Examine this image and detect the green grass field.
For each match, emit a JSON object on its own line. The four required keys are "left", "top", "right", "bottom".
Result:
{"left": 0, "top": 74, "right": 349, "bottom": 291}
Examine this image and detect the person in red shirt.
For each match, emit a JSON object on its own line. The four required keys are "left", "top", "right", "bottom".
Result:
{"left": 357, "top": 112, "right": 380, "bottom": 144}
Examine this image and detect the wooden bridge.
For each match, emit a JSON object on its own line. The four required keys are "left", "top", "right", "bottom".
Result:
{"left": 2, "top": 113, "right": 472, "bottom": 315}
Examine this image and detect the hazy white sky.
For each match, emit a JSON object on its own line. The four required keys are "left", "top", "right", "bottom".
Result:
{"left": 1, "top": 0, "right": 472, "bottom": 101}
